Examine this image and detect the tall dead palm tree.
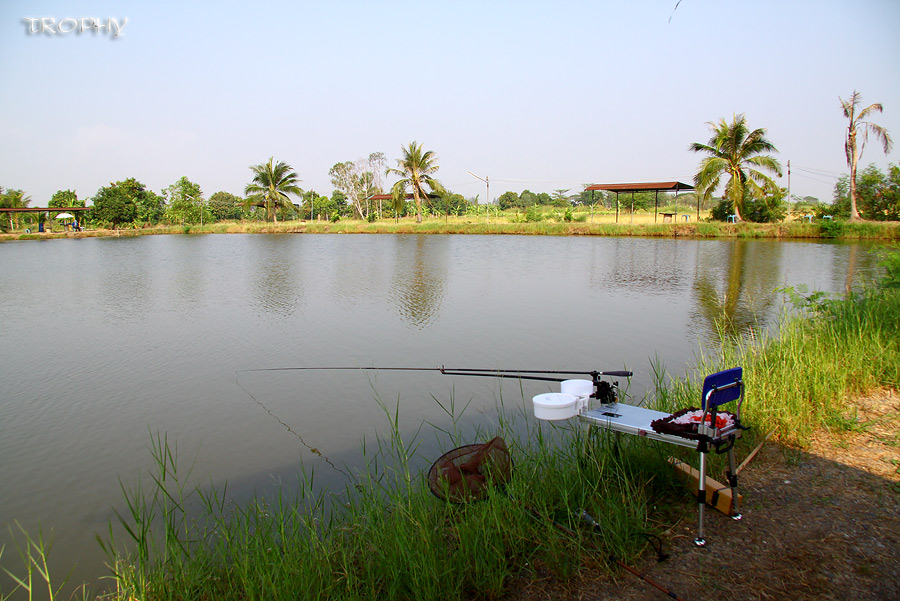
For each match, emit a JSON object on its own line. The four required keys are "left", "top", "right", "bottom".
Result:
{"left": 690, "top": 114, "right": 782, "bottom": 221}
{"left": 244, "top": 157, "right": 302, "bottom": 222}
{"left": 840, "top": 91, "right": 893, "bottom": 220}
{"left": 387, "top": 141, "right": 444, "bottom": 223}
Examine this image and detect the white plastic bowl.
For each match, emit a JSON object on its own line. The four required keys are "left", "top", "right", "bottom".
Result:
{"left": 561, "top": 379, "right": 593, "bottom": 411}
{"left": 532, "top": 392, "right": 579, "bottom": 421}
{"left": 561, "top": 379, "right": 592, "bottom": 397}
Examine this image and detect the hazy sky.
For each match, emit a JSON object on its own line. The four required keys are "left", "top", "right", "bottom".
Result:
{"left": 2, "top": 0, "right": 898, "bottom": 206}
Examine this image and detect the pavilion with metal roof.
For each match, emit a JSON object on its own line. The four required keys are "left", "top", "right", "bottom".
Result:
{"left": 0, "top": 206, "right": 90, "bottom": 213}
{"left": 584, "top": 181, "right": 695, "bottom": 223}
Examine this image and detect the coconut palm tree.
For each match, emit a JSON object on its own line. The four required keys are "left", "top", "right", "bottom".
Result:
{"left": 244, "top": 157, "right": 302, "bottom": 222}
{"left": 840, "top": 91, "right": 893, "bottom": 221}
{"left": 387, "top": 141, "right": 444, "bottom": 223}
{"left": 690, "top": 114, "right": 782, "bottom": 221}
{"left": 0, "top": 188, "right": 32, "bottom": 231}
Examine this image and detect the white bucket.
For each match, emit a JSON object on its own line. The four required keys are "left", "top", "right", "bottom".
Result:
{"left": 561, "top": 379, "right": 593, "bottom": 411}
{"left": 532, "top": 393, "right": 579, "bottom": 421}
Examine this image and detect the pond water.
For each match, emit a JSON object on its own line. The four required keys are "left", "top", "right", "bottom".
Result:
{"left": 0, "top": 233, "right": 882, "bottom": 594}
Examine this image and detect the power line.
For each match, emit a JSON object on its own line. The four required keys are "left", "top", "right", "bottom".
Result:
{"left": 792, "top": 171, "right": 839, "bottom": 186}
{"left": 792, "top": 165, "right": 843, "bottom": 177}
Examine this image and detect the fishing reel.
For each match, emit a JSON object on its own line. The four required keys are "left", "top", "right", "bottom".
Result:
{"left": 593, "top": 378, "right": 620, "bottom": 406}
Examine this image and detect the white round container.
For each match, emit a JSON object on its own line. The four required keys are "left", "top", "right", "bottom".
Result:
{"left": 532, "top": 393, "right": 579, "bottom": 421}
{"left": 561, "top": 379, "right": 593, "bottom": 411}
{"left": 561, "top": 379, "right": 593, "bottom": 398}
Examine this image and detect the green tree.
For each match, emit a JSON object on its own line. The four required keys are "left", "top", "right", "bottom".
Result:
{"left": 208, "top": 191, "right": 243, "bottom": 221}
{"left": 330, "top": 190, "right": 349, "bottom": 217}
{"left": 93, "top": 178, "right": 163, "bottom": 224}
{"left": 90, "top": 184, "right": 137, "bottom": 227}
{"left": 164, "top": 176, "right": 206, "bottom": 225}
{"left": 48, "top": 189, "right": 83, "bottom": 211}
{"left": 832, "top": 163, "right": 900, "bottom": 221}
{"left": 244, "top": 157, "right": 302, "bottom": 222}
{"left": 840, "top": 90, "right": 893, "bottom": 221}
{"left": 497, "top": 191, "right": 520, "bottom": 210}
{"left": 519, "top": 190, "right": 538, "bottom": 208}
{"left": 432, "top": 190, "right": 467, "bottom": 217}
{"left": 690, "top": 113, "right": 783, "bottom": 221}
{"left": 387, "top": 141, "right": 444, "bottom": 224}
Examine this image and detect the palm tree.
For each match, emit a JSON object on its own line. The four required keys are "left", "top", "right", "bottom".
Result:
{"left": 0, "top": 188, "right": 32, "bottom": 231}
{"left": 387, "top": 141, "right": 444, "bottom": 224}
{"left": 840, "top": 91, "right": 893, "bottom": 221}
{"left": 244, "top": 157, "right": 302, "bottom": 222}
{"left": 690, "top": 114, "right": 782, "bottom": 221}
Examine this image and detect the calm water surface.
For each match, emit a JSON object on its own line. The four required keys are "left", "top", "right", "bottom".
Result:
{"left": 0, "top": 233, "right": 881, "bottom": 593}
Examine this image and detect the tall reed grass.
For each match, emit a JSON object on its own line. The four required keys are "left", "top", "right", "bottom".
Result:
{"left": 94, "top": 396, "right": 676, "bottom": 601}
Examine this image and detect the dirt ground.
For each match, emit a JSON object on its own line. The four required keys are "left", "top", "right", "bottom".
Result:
{"left": 508, "top": 390, "right": 900, "bottom": 601}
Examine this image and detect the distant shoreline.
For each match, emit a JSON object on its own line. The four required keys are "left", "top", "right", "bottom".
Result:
{"left": 2, "top": 219, "right": 899, "bottom": 241}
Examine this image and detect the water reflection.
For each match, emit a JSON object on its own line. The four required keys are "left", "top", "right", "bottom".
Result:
{"left": 389, "top": 235, "right": 447, "bottom": 328}
{"left": 171, "top": 236, "right": 207, "bottom": 310}
{"left": 96, "top": 238, "right": 155, "bottom": 322}
{"left": 691, "top": 240, "right": 782, "bottom": 340}
{"left": 589, "top": 238, "right": 692, "bottom": 294}
{"left": 328, "top": 236, "right": 392, "bottom": 306}
{"left": 246, "top": 237, "right": 304, "bottom": 318}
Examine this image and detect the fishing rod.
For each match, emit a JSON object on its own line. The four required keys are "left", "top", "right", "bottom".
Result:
{"left": 239, "top": 365, "right": 633, "bottom": 381}
{"left": 238, "top": 366, "right": 633, "bottom": 398}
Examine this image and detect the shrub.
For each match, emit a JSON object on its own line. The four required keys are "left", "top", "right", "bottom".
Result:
{"left": 819, "top": 219, "right": 844, "bottom": 238}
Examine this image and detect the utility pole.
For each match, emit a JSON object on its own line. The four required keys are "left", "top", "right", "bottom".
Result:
{"left": 787, "top": 160, "right": 791, "bottom": 220}
{"left": 467, "top": 171, "right": 490, "bottom": 224}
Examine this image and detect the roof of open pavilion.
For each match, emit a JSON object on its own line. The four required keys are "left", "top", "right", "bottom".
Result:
{"left": 584, "top": 181, "right": 694, "bottom": 193}
{"left": 0, "top": 206, "right": 90, "bottom": 212}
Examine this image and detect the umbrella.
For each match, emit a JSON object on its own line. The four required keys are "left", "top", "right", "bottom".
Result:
{"left": 55, "top": 212, "right": 74, "bottom": 220}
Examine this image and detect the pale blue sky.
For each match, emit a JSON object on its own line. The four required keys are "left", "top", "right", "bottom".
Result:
{"left": 2, "top": 0, "right": 898, "bottom": 205}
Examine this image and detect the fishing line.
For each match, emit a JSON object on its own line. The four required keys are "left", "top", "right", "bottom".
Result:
{"left": 234, "top": 374, "right": 355, "bottom": 482}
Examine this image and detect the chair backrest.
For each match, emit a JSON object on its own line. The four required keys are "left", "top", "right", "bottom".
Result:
{"left": 701, "top": 367, "right": 743, "bottom": 411}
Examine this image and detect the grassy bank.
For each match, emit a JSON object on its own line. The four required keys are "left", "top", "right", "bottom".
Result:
{"left": 2, "top": 217, "right": 899, "bottom": 240}
{"left": 3, "top": 254, "right": 899, "bottom": 601}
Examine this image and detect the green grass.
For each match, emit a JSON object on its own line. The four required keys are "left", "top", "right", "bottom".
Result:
{"left": 92, "top": 398, "right": 675, "bottom": 601}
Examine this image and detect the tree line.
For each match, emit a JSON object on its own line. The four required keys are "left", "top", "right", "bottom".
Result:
{"left": 1, "top": 90, "right": 894, "bottom": 232}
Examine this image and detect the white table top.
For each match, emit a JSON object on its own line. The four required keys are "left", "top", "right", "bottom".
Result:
{"left": 580, "top": 403, "right": 701, "bottom": 449}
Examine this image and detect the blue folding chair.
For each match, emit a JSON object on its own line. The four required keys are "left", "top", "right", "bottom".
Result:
{"left": 695, "top": 367, "right": 746, "bottom": 546}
